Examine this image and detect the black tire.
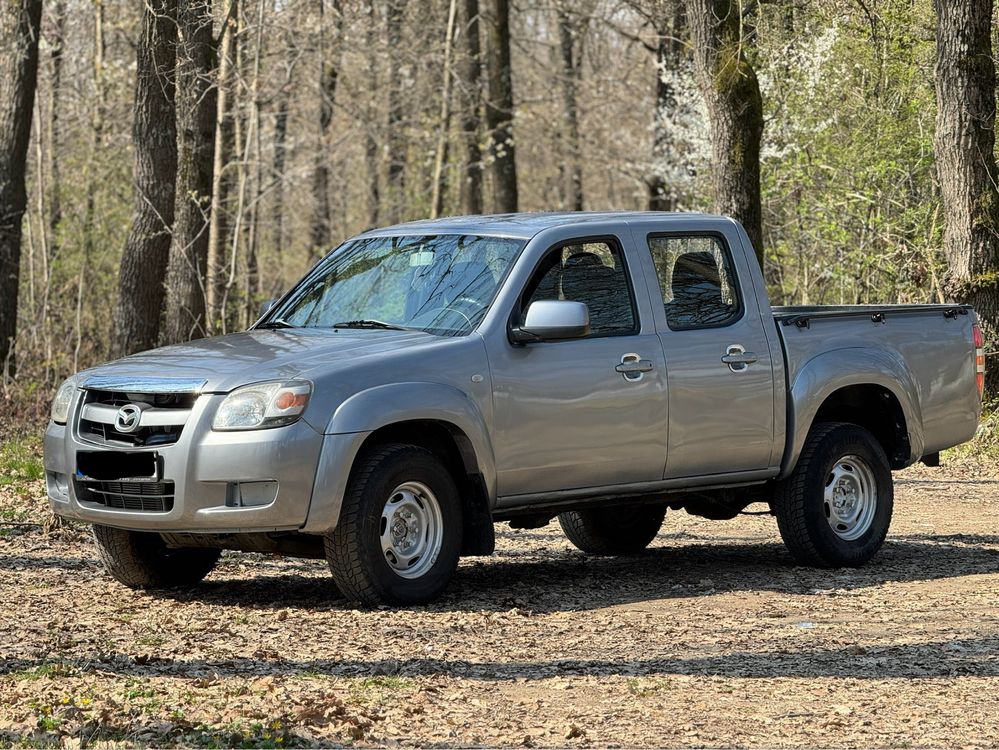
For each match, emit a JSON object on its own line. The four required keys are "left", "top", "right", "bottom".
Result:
{"left": 325, "top": 444, "right": 463, "bottom": 606}
{"left": 773, "top": 422, "right": 893, "bottom": 568}
{"left": 557, "top": 504, "right": 667, "bottom": 555}
{"left": 92, "top": 524, "right": 221, "bottom": 588}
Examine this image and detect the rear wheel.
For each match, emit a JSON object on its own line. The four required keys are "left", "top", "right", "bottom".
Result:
{"left": 325, "top": 444, "right": 462, "bottom": 606}
{"left": 558, "top": 505, "right": 666, "bottom": 555}
{"left": 773, "top": 422, "right": 893, "bottom": 567}
{"left": 92, "top": 525, "right": 221, "bottom": 588}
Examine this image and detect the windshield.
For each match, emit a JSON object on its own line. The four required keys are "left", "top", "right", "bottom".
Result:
{"left": 264, "top": 234, "right": 525, "bottom": 336}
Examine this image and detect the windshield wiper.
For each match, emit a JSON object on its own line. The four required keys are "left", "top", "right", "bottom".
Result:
{"left": 332, "top": 319, "right": 412, "bottom": 331}
{"left": 257, "top": 318, "right": 296, "bottom": 329}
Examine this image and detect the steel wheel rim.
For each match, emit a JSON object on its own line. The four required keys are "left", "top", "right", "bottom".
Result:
{"left": 823, "top": 454, "right": 878, "bottom": 541}
{"left": 379, "top": 481, "right": 443, "bottom": 579}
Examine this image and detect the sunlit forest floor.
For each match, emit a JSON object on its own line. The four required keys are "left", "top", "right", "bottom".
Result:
{"left": 2, "top": 427, "right": 999, "bottom": 748}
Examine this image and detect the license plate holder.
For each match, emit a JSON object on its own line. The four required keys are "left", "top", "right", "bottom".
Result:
{"left": 76, "top": 451, "right": 159, "bottom": 481}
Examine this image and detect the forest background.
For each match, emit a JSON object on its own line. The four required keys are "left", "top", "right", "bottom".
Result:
{"left": 1, "top": 0, "right": 996, "bottom": 421}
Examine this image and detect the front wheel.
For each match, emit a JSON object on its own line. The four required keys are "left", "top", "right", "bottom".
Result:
{"left": 92, "top": 525, "right": 221, "bottom": 588}
{"left": 773, "top": 422, "right": 893, "bottom": 567}
{"left": 325, "top": 444, "right": 463, "bottom": 606}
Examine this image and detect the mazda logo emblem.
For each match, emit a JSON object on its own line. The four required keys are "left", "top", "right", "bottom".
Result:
{"left": 114, "top": 404, "right": 143, "bottom": 433}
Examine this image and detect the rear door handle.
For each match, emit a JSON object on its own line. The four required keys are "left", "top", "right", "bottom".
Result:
{"left": 721, "top": 345, "right": 758, "bottom": 372}
{"left": 721, "top": 352, "right": 758, "bottom": 365}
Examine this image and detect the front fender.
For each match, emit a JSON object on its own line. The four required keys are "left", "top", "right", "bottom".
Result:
{"left": 780, "top": 347, "right": 924, "bottom": 478}
{"left": 301, "top": 382, "right": 496, "bottom": 534}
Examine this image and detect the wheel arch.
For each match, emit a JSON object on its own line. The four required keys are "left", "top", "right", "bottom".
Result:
{"left": 304, "top": 382, "right": 496, "bottom": 555}
{"left": 781, "top": 348, "right": 923, "bottom": 478}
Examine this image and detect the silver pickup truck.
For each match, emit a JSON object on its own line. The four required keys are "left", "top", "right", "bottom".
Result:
{"left": 44, "top": 212, "right": 984, "bottom": 605}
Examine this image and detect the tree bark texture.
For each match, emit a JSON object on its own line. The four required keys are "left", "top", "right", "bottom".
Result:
{"left": 163, "top": 0, "right": 217, "bottom": 344}
{"left": 206, "top": 0, "right": 238, "bottom": 333}
{"left": 47, "top": 0, "right": 66, "bottom": 259}
{"left": 484, "top": 0, "right": 518, "bottom": 213}
{"left": 648, "top": 0, "right": 691, "bottom": 211}
{"left": 556, "top": 5, "right": 583, "bottom": 212}
{"left": 686, "top": 0, "right": 763, "bottom": 264}
{"left": 111, "top": 0, "right": 178, "bottom": 357}
{"left": 0, "top": 0, "right": 44, "bottom": 378}
{"left": 385, "top": 0, "right": 407, "bottom": 223}
{"left": 311, "top": 0, "right": 344, "bottom": 255}
{"left": 458, "top": 0, "right": 484, "bottom": 214}
{"left": 933, "top": 0, "right": 999, "bottom": 393}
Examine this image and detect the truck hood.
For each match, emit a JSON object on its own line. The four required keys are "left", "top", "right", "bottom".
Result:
{"left": 79, "top": 328, "right": 442, "bottom": 393}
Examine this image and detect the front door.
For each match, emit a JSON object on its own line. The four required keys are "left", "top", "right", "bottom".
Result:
{"left": 489, "top": 236, "right": 669, "bottom": 498}
{"left": 643, "top": 232, "right": 776, "bottom": 478}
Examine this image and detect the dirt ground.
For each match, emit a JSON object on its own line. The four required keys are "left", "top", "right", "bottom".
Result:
{"left": 2, "top": 456, "right": 999, "bottom": 748}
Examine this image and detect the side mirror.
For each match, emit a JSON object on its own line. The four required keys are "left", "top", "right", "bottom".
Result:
{"left": 510, "top": 300, "right": 590, "bottom": 343}
{"left": 259, "top": 298, "right": 278, "bottom": 318}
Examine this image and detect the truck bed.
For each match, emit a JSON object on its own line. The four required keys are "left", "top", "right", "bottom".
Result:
{"left": 772, "top": 303, "right": 979, "bottom": 458}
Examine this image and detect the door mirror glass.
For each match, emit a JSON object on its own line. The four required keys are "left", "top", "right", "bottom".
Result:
{"left": 512, "top": 300, "right": 590, "bottom": 342}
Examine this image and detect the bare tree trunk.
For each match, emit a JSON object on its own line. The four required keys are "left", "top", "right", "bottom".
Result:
{"left": 47, "top": 0, "right": 66, "bottom": 259}
{"left": 311, "top": 0, "right": 344, "bottom": 255}
{"left": 0, "top": 0, "right": 43, "bottom": 379}
{"left": 484, "top": 0, "right": 517, "bottom": 213}
{"left": 556, "top": 3, "right": 583, "bottom": 211}
{"left": 364, "top": 0, "right": 381, "bottom": 226}
{"left": 163, "top": 0, "right": 217, "bottom": 344}
{"left": 686, "top": 0, "right": 763, "bottom": 264}
{"left": 270, "top": 84, "right": 290, "bottom": 290}
{"left": 430, "top": 0, "right": 459, "bottom": 218}
{"left": 647, "top": 1, "right": 691, "bottom": 211}
{"left": 934, "top": 0, "right": 999, "bottom": 393}
{"left": 458, "top": 0, "right": 483, "bottom": 215}
{"left": 386, "top": 0, "right": 408, "bottom": 222}
{"left": 206, "top": 0, "right": 238, "bottom": 334}
{"left": 111, "top": 0, "right": 178, "bottom": 358}
{"left": 78, "top": 0, "right": 108, "bottom": 370}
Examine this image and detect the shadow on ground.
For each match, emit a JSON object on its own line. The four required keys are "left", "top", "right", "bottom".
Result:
{"left": 130, "top": 537, "right": 999, "bottom": 614}
{"left": 3, "top": 635, "right": 996, "bottom": 681}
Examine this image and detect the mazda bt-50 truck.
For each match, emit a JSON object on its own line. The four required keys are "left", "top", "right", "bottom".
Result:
{"left": 44, "top": 212, "right": 985, "bottom": 605}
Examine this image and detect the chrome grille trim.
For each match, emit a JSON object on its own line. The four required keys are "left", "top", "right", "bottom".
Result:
{"left": 80, "top": 375, "right": 207, "bottom": 394}
{"left": 80, "top": 402, "right": 192, "bottom": 428}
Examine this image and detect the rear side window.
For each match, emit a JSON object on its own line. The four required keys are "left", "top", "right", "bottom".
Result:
{"left": 522, "top": 239, "right": 637, "bottom": 337}
{"left": 648, "top": 235, "right": 741, "bottom": 330}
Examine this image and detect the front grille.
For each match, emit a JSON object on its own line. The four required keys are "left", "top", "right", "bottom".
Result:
{"left": 78, "top": 420, "right": 182, "bottom": 447}
{"left": 77, "top": 389, "right": 195, "bottom": 447}
{"left": 75, "top": 479, "right": 175, "bottom": 512}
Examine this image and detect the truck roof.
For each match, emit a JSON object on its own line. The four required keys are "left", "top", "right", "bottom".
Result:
{"left": 357, "top": 211, "right": 732, "bottom": 240}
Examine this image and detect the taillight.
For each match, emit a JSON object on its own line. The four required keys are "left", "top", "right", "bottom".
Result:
{"left": 974, "top": 323, "right": 985, "bottom": 400}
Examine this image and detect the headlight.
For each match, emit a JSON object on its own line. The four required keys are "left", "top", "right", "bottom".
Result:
{"left": 50, "top": 376, "right": 79, "bottom": 425}
{"left": 212, "top": 381, "right": 312, "bottom": 431}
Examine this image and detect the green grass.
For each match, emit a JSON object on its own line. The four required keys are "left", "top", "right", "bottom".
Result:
{"left": 0, "top": 435, "right": 44, "bottom": 486}
{"left": 626, "top": 677, "right": 674, "bottom": 697}
{"left": 10, "top": 662, "right": 79, "bottom": 682}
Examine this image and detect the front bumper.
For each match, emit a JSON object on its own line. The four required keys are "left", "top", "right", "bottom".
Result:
{"left": 43, "top": 392, "right": 326, "bottom": 533}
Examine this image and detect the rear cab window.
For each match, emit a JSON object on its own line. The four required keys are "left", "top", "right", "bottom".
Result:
{"left": 647, "top": 235, "right": 742, "bottom": 330}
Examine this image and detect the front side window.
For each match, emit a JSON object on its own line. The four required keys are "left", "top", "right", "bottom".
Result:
{"left": 266, "top": 234, "right": 524, "bottom": 336}
{"left": 648, "top": 235, "right": 741, "bottom": 330}
{"left": 521, "top": 239, "right": 636, "bottom": 337}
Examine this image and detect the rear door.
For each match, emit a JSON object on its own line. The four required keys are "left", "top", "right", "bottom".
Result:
{"left": 637, "top": 229, "right": 776, "bottom": 478}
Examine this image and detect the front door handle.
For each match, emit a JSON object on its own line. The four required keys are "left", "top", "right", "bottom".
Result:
{"left": 721, "top": 344, "right": 758, "bottom": 372}
{"left": 616, "top": 353, "right": 654, "bottom": 381}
